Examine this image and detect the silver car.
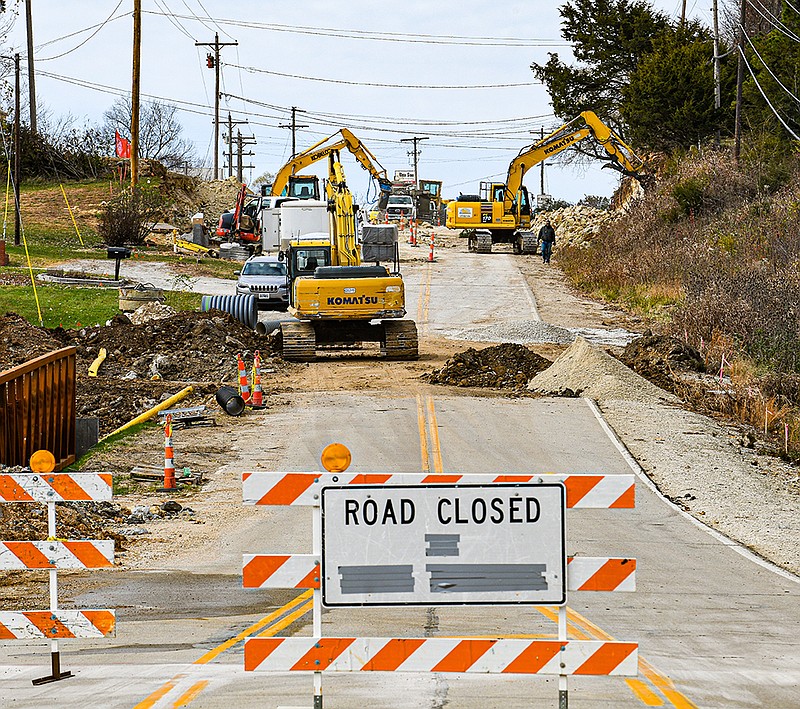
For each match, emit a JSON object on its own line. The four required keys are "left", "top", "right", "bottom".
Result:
{"left": 235, "top": 255, "right": 289, "bottom": 310}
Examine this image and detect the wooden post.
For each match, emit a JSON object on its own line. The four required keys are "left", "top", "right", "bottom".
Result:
{"left": 131, "top": 0, "right": 141, "bottom": 187}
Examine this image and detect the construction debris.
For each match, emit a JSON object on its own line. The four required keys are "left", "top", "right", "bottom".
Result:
{"left": 531, "top": 205, "right": 615, "bottom": 248}
{"left": 424, "top": 343, "right": 551, "bottom": 390}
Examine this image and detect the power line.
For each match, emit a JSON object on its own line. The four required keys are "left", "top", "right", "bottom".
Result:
{"left": 739, "top": 44, "right": 800, "bottom": 140}
{"left": 141, "top": 11, "right": 568, "bottom": 47}
{"left": 36, "top": 1, "right": 125, "bottom": 61}
{"left": 745, "top": 0, "right": 800, "bottom": 42}
{"left": 744, "top": 30, "right": 800, "bottom": 105}
{"left": 225, "top": 62, "right": 537, "bottom": 89}
{"left": 34, "top": 10, "right": 131, "bottom": 50}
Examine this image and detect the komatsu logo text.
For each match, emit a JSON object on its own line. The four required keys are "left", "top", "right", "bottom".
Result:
{"left": 328, "top": 295, "right": 379, "bottom": 305}
{"left": 544, "top": 133, "right": 579, "bottom": 155}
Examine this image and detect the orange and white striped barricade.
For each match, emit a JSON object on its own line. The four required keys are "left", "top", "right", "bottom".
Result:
{"left": 250, "top": 351, "right": 265, "bottom": 408}
{"left": 0, "top": 470, "right": 115, "bottom": 684}
{"left": 242, "top": 472, "right": 635, "bottom": 509}
{"left": 244, "top": 637, "right": 638, "bottom": 676}
{"left": 160, "top": 413, "right": 177, "bottom": 491}
{"left": 236, "top": 353, "right": 251, "bottom": 402}
{"left": 243, "top": 470, "right": 638, "bottom": 706}
{"left": 242, "top": 554, "right": 635, "bottom": 593}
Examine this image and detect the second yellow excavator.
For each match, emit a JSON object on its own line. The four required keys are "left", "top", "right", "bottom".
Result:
{"left": 446, "top": 111, "right": 646, "bottom": 254}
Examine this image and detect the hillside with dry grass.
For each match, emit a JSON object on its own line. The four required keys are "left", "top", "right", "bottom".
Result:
{"left": 557, "top": 148, "right": 800, "bottom": 458}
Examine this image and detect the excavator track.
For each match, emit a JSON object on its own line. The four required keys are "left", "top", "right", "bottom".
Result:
{"left": 514, "top": 231, "right": 539, "bottom": 255}
{"left": 382, "top": 320, "right": 419, "bottom": 360}
{"left": 280, "top": 321, "right": 316, "bottom": 361}
{"left": 468, "top": 231, "right": 493, "bottom": 254}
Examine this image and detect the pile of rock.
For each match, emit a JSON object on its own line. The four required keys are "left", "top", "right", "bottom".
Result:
{"left": 128, "top": 301, "right": 177, "bottom": 325}
{"left": 531, "top": 205, "right": 616, "bottom": 248}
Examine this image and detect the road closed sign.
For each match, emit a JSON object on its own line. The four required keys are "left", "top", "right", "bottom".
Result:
{"left": 321, "top": 483, "right": 566, "bottom": 607}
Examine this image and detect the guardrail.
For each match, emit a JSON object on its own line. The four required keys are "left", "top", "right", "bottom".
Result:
{"left": 0, "top": 347, "right": 77, "bottom": 471}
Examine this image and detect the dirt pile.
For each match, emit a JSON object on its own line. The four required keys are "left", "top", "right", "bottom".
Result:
{"left": 618, "top": 332, "right": 706, "bottom": 392}
{"left": 0, "top": 499, "right": 131, "bottom": 545}
{"left": 532, "top": 205, "right": 615, "bottom": 248}
{"left": 1, "top": 311, "right": 281, "bottom": 434}
{"left": 54, "top": 310, "right": 276, "bottom": 382}
{"left": 0, "top": 313, "right": 64, "bottom": 370}
{"left": 424, "top": 343, "right": 551, "bottom": 389}
{"left": 528, "top": 336, "right": 678, "bottom": 402}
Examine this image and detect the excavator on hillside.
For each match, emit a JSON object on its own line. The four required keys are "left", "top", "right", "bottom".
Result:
{"left": 274, "top": 133, "right": 418, "bottom": 362}
{"left": 446, "top": 111, "right": 646, "bottom": 254}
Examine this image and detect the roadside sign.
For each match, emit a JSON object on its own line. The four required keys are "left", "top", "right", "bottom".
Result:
{"left": 321, "top": 483, "right": 565, "bottom": 607}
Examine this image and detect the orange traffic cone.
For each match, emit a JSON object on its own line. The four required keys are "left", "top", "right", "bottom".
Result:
{"left": 237, "top": 353, "right": 251, "bottom": 402}
{"left": 251, "top": 350, "right": 264, "bottom": 408}
{"left": 162, "top": 414, "right": 177, "bottom": 491}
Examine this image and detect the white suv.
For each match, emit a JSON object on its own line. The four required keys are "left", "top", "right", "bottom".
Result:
{"left": 235, "top": 255, "right": 289, "bottom": 310}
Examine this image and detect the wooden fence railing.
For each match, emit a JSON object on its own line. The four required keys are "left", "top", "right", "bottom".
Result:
{"left": 0, "top": 347, "right": 77, "bottom": 471}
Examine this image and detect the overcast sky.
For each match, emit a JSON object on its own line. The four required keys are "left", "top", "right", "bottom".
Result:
{"left": 3, "top": 1, "right": 711, "bottom": 209}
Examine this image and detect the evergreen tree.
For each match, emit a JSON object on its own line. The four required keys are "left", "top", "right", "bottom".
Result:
{"left": 621, "top": 26, "right": 729, "bottom": 151}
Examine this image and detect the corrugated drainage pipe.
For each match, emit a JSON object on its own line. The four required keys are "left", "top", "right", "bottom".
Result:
{"left": 200, "top": 294, "right": 258, "bottom": 329}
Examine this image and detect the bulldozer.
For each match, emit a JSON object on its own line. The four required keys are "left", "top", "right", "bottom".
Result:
{"left": 446, "top": 111, "right": 645, "bottom": 254}
{"left": 275, "top": 134, "right": 418, "bottom": 362}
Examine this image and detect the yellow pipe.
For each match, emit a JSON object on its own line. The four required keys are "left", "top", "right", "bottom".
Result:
{"left": 88, "top": 348, "right": 107, "bottom": 377}
{"left": 100, "top": 385, "right": 193, "bottom": 441}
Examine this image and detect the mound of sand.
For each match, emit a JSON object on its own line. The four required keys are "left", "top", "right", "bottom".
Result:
{"left": 527, "top": 336, "right": 678, "bottom": 403}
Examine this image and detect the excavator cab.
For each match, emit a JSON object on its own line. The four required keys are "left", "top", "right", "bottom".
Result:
{"left": 286, "top": 175, "right": 321, "bottom": 200}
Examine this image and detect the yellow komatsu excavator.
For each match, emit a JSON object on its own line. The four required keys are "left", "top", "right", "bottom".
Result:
{"left": 276, "top": 135, "right": 418, "bottom": 361}
{"left": 446, "top": 111, "right": 645, "bottom": 254}
{"left": 270, "top": 128, "right": 394, "bottom": 211}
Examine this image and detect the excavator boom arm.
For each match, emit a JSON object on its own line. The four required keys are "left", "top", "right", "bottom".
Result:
{"left": 270, "top": 129, "right": 392, "bottom": 200}
{"left": 502, "top": 111, "right": 645, "bottom": 211}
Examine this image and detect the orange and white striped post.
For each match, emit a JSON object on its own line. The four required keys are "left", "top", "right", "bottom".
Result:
{"left": 409, "top": 218, "right": 417, "bottom": 247}
{"left": 237, "top": 353, "right": 251, "bottom": 403}
{"left": 428, "top": 230, "right": 435, "bottom": 262}
{"left": 162, "top": 414, "right": 177, "bottom": 491}
{"left": 251, "top": 350, "right": 264, "bottom": 408}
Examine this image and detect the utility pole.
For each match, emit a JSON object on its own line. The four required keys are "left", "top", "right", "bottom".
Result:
{"left": 279, "top": 106, "right": 308, "bottom": 157}
{"left": 13, "top": 53, "right": 20, "bottom": 246}
{"left": 400, "top": 136, "right": 429, "bottom": 188}
{"left": 680, "top": 0, "right": 687, "bottom": 28}
{"left": 24, "top": 0, "right": 36, "bottom": 134}
{"left": 712, "top": 0, "right": 721, "bottom": 146}
{"left": 131, "top": 0, "right": 141, "bottom": 187}
{"left": 734, "top": 0, "right": 746, "bottom": 161}
{"left": 223, "top": 112, "right": 247, "bottom": 178}
{"left": 196, "top": 32, "right": 238, "bottom": 179}
{"left": 236, "top": 129, "right": 256, "bottom": 183}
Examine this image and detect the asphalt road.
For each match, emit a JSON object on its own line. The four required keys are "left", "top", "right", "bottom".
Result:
{"left": 2, "top": 249, "right": 798, "bottom": 708}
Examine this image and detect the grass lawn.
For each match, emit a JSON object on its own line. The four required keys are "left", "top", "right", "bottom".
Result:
{"left": 0, "top": 284, "right": 201, "bottom": 328}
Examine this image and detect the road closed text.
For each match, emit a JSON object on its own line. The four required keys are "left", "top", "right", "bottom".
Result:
{"left": 343, "top": 495, "right": 541, "bottom": 526}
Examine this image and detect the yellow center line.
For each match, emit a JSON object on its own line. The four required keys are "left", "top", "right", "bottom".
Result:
{"left": 132, "top": 590, "right": 314, "bottom": 707}
{"left": 626, "top": 678, "right": 665, "bottom": 706}
{"left": 194, "top": 589, "right": 313, "bottom": 664}
{"left": 426, "top": 395, "right": 444, "bottom": 473}
{"left": 549, "top": 606, "right": 698, "bottom": 709}
{"left": 171, "top": 680, "right": 209, "bottom": 708}
{"left": 132, "top": 679, "right": 180, "bottom": 709}
{"left": 255, "top": 600, "right": 314, "bottom": 637}
{"left": 416, "top": 394, "right": 430, "bottom": 474}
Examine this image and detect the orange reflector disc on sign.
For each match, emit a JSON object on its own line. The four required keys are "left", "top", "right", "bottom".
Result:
{"left": 321, "top": 443, "right": 352, "bottom": 473}
{"left": 30, "top": 450, "right": 56, "bottom": 474}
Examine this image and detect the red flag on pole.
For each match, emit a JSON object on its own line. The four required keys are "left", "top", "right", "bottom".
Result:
{"left": 115, "top": 130, "right": 131, "bottom": 159}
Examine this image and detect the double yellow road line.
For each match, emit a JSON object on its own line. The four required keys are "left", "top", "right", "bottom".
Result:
{"left": 132, "top": 591, "right": 314, "bottom": 709}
